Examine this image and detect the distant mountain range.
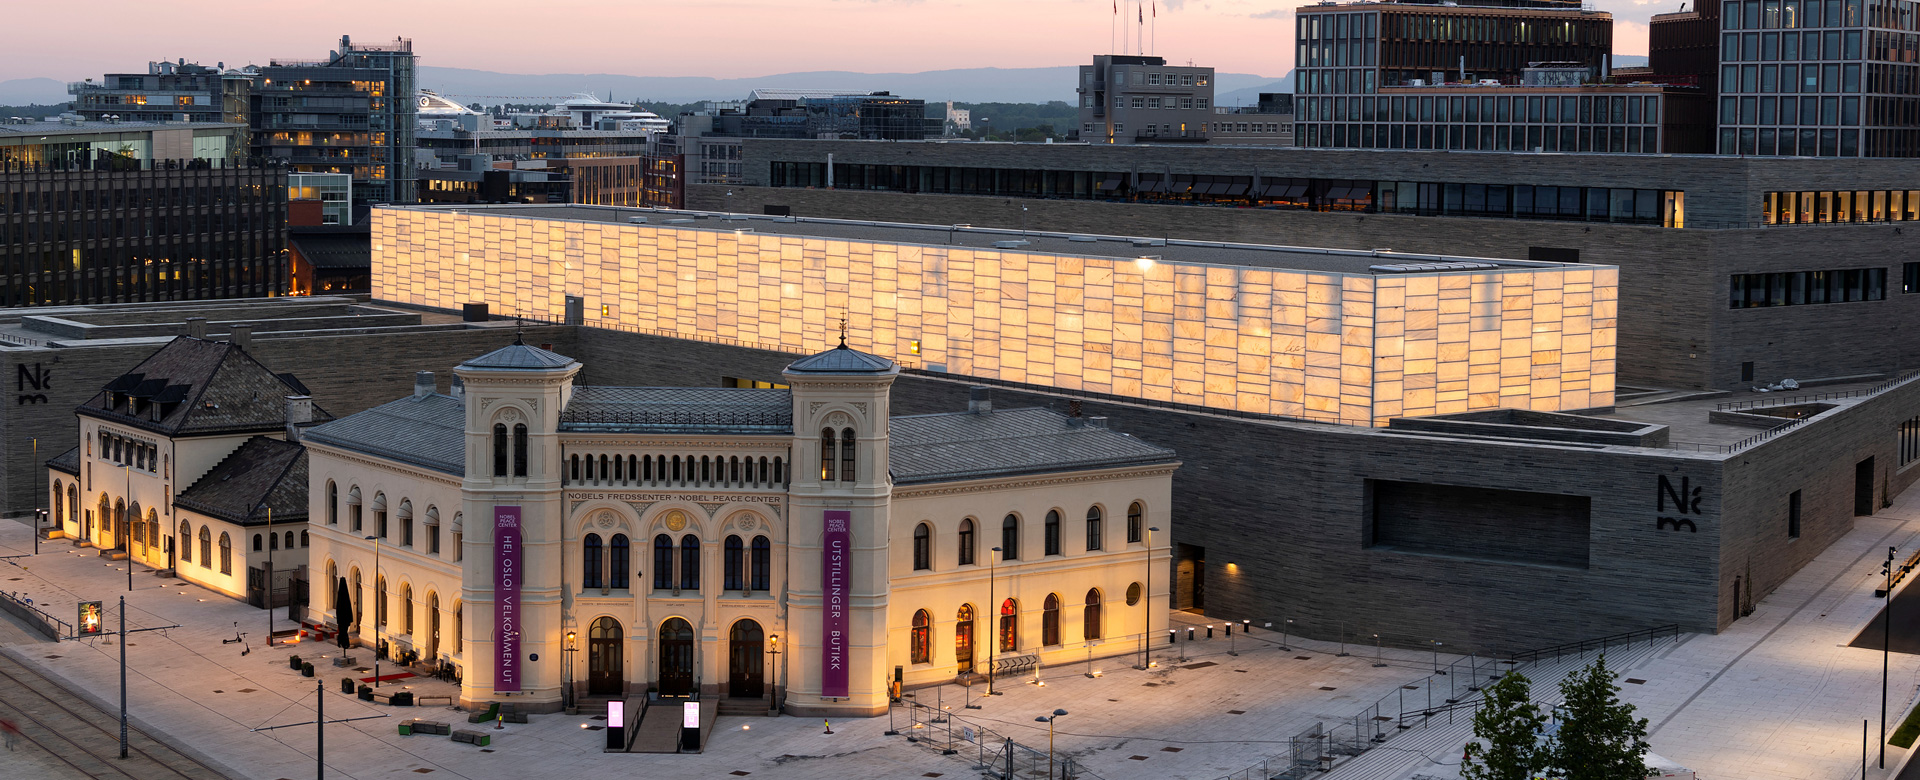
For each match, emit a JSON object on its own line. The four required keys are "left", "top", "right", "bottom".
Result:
{"left": 3, "top": 56, "right": 1652, "bottom": 110}
{"left": 412, "top": 65, "right": 1283, "bottom": 106}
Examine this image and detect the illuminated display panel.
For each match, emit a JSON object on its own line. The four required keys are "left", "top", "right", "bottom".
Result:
{"left": 373, "top": 208, "right": 1615, "bottom": 425}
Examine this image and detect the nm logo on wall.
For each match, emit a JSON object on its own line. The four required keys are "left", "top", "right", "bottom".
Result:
{"left": 16, "top": 363, "right": 49, "bottom": 405}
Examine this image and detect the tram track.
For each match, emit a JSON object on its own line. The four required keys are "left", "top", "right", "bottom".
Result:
{"left": 0, "top": 650, "right": 231, "bottom": 780}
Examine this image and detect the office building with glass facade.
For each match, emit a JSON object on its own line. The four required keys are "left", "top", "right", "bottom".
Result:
{"left": 251, "top": 36, "right": 417, "bottom": 205}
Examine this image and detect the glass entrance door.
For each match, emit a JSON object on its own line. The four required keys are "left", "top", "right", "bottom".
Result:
{"left": 658, "top": 618, "right": 695, "bottom": 696}
{"left": 728, "top": 619, "right": 764, "bottom": 698}
{"left": 587, "top": 617, "right": 623, "bottom": 696}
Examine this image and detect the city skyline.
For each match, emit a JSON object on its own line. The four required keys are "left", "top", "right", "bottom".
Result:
{"left": 4, "top": 0, "right": 1661, "bottom": 91}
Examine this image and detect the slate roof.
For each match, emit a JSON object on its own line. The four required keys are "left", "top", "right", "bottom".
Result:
{"left": 889, "top": 407, "right": 1178, "bottom": 485}
{"left": 172, "top": 436, "right": 308, "bottom": 525}
{"left": 78, "top": 337, "right": 333, "bottom": 437}
{"left": 301, "top": 393, "right": 466, "bottom": 475}
{"left": 561, "top": 386, "right": 792, "bottom": 434}
{"left": 288, "top": 227, "right": 370, "bottom": 270}
{"left": 47, "top": 446, "right": 80, "bottom": 476}
{"left": 785, "top": 344, "right": 896, "bottom": 374}
{"left": 461, "top": 343, "right": 578, "bottom": 371}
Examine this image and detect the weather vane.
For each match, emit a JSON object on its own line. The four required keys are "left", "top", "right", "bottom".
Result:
{"left": 838, "top": 317, "right": 847, "bottom": 348}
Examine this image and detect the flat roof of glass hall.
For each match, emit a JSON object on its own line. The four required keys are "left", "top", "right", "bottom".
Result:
{"left": 388, "top": 203, "right": 1610, "bottom": 277}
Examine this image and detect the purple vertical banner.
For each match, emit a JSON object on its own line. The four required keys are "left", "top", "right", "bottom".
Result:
{"left": 821, "top": 510, "right": 851, "bottom": 698}
{"left": 495, "top": 505, "right": 522, "bottom": 693}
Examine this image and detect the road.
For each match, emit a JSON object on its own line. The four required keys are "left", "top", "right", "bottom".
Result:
{"left": 0, "top": 609, "right": 231, "bottom": 780}
{"left": 1851, "top": 574, "right": 1920, "bottom": 655}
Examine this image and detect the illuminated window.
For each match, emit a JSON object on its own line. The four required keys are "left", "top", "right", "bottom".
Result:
{"left": 1084, "top": 589, "right": 1103, "bottom": 640}
{"left": 999, "top": 598, "right": 1019, "bottom": 652}
{"left": 911, "top": 609, "right": 932, "bottom": 664}
{"left": 1042, "top": 593, "right": 1061, "bottom": 646}
{"left": 820, "top": 428, "right": 836, "bottom": 481}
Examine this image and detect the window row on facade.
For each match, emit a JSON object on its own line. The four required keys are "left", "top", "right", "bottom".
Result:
{"left": 907, "top": 589, "right": 1131, "bottom": 666}
{"left": 1762, "top": 188, "right": 1920, "bottom": 222}
{"left": 1298, "top": 122, "right": 1664, "bottom": 155}
{"left": 1722, "top": 124, "right": 1866, "bottom": 153}
{"left": 1724, "top": 29, "right": 1869, "bottom": 62}
{"left": 624, "top": 533, "right": 775, "bottom": 592}
{"left": 322, "top": 559, "right": 461, "bottom": 662}
{"left": 1723, "top": 95, "right": 1863, "bottom": 127}
{"left": 910, "top": 503, "right": 1147, "bottom": 572}
{"left": 566, "top": 451, "right": 788, "bottom": 489}
{"left": 1305, "top": 93, "right": 1662, "bottom": 125}
{"left": 323, "top": 480, "right": 458, "bottom": 559}
{"left": 1723, "top": 0, "right": 1866, "bottom": 30}
{"left": 1721, "top": 62, "right": 1864, "bottom": 96}
{"left": 97, "top": 430, "right": 161, "bottom": 474}
{"left": 1727, "top": 267, "right": 1888, "bottom": 307}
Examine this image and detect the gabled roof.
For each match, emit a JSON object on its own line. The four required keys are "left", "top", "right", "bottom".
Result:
{"left": 173, "top": 437, "right": 308, "bottom": 525}
{"left": 460, "top": 342, "right": 578, "bottom": 371}
{"left": 889, "top": 408, "right": 1177, "bottom": 485}
{"left": 785, "top": 343, "right": 896, "bottom": 375}
{"left": 301, "top": 393, "right": 465, "bottom": 476}
{"left": 47, "top": 446, "right": 80, "bottom": 477}
{"left": 78, "top": 337, "right": 333, "bottom": 437}
{"left": 561, "top": 386, "right": 792, "bottom": 434}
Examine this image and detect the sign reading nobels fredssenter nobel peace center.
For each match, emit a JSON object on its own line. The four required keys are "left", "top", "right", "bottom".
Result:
{"left": 370, "top": 204, "right": 1616, "bottom": 425}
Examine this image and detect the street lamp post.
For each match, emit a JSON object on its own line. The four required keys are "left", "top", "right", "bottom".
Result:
{"left": 988, "top": 546, "right": 1002, "bottom": 697}
{"left": 1432, "top": 640, "right": 1445, "bottom": 675}
{"left": 564, "top": 631, "right": 577, "bottom": 712}
{"left": 266, "top": 506, "right": 274, "bottom": 647}
{"left": 123, "top": 462, "right": 133, "bottom": 592}
{"left": 1035, "top": 708, "right": 1069, "bottom": 779}
{"left": 31, "top": 437, "right": 38, "bottom": 555}
{"left": 365, "top": 535, "right": 382, "bottom": 688}
{"left": 1139, "top": 526, "right": 1159, "bottom": 670}
{"left": 767, "top": 633, "right": 781, "bottom": 715}
{"left": 1280, "top": 618, "right": 1293, "bottom": 652}
{"left": 1884, "top": 546, "right": 1897, "bottom": 769}
{"left": 1373, "top": 634, "right": 1386, "bottom": 667}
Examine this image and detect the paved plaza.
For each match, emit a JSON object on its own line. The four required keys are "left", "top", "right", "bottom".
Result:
{"left": 5, "top": 486, "right": 1920, "bottom": 780}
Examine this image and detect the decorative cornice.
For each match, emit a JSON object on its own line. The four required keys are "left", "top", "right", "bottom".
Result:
{"left": 306, "top": 442, "right": 465, "bottom": 488}
{"left": 890, "top": 463, "right": 1178, "bottom": 500}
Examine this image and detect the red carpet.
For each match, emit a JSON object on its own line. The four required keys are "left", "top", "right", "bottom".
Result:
{"left": 358, "top": 672, "right": 416, "bottom": 683}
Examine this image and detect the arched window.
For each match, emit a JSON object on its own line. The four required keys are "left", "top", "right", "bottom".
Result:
{"left": 180, "top": 520, "right": 193, "bottom": 562}
{"left": 1001, "top": 515, "right": 1020, "bottom": 561}
{"left": 1086, "top": 506, "right": 1103, "bottom": 552}
{"left": 283, "top": 531, "right": 292, "bottom": 549}
{"left": 1083, "top": 589, "right": 1103, "bottom": 640}
{"left": 218, "top": 532, "right": 232, "bottom": 575}
{"left": 427, "top": 592, "right": 440, "bottom": 658}
{"left": 609, "top": 534, "right": 629, "bottom": 589}
{"left": 398, "top": 500, "right": 414, "bottom": 547}
{"left": 773, "top": 457, "right": 784, "bottom": 485}
{"left": 820, "top": 428, "right": 836, "bottom": 481}
{"left": 680, "top": 535, "right": 701, "bottom": 590}
{"left": 326, "top": 481, "right": 338, "bottom": 525}
{"left": 613, "top": 452, "right": 623, "bottom": 482}
{"left": 324, "top": 560, "right": 337, "bottom": 610}
{"left": 653, "top": 534, "right": 674, "bottom": 589}
{"left": 451, "top": 513, "right": 464, "bottom": 562}
{"left": 52, "top": 481, "right": 62, "bottom": 528}
{"left": 68, "top": 485, "right": 77, "bottom": 527}
{"left": 958, "top": 518, "right": 976, "bottom": 566}
{"left": 912, "top": 523, "right": 932, "bottom": 571}
{"left": 401, "top": 583, "right": 414, "bottom": 635}
{"left": 700, "top": 456, "right": 711, "bottom": 484}
{"left": 751, "top": 536, "right": 771, "bottom": 591}
{"left": 348, "top": 486, "right": 362, "bottom": 532}
{"left": 1128, "top": 502, "right": 1144, "bottom": 544}
{"left": 253, "top": 533, "right": 263, "bottom": 552}
{"left": 840, "top": 427, "right": 856, "bottom": 482}
{"left": 724, "top": 535, "right": 744, "bottom": 590}
{"left": 376, "top": 576, "right": 388, "bottom": 627}
{"left": 599, "top": 454, "right": 609, "bottom": 482}
{"left": 425, "top": 506, "right": 440, "bottom": 555}
{"left": 512, "top": 424, "right": 528, "bottom": 477}
{"left": 1042, "top": 593, "right": 1061, "bottom": 646}
{"left": 299, "top": 530, "right": 308, "bottom": 547}
{"left": 671, "top": 455, "right": 682, "bottom": 483}
{"left": 372, "top": 493, "right": 388, "bottom": 539}
{"left": 999, "top": 598, "right": 1019, "bottom": 652}
{"left": 569, "top": 454, "right": 580, "bottom": 483}
{"left": 453, "top": 601, "right": 464, "bottom": 653}
{"left": 957, "top": 604, "right": 976, "bottom": 674}
{"left": 351, "top": 570, "right": 363, "bottom": 632}
{"left": 583, "top": 533, "right": 603, "bottom": 589}
{"left": 149, "top": 511, "right": 159, "bottom": 547}
{"left": 1044, "top": 510, "right": 1061, "bottom": 556}
{"left": 911, "top": 609, "right": 932, "bottom": 664}
{"left": 492, "top": 423, "right": 508, "bottom": 477}
{"left": 198, "top": 526, "right": 212, "bottom": 568}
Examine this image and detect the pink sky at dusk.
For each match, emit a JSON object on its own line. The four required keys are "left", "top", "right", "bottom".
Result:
{"left": 2, "top": 0, "right": 1654, "bottom": 82}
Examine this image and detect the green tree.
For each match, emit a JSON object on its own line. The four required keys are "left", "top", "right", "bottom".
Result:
{"left": 1550, "top": 654, "right": 1651, "bottom": 780}
{"left": 1461, "top": 671, "right": 1546, "bottom": 780}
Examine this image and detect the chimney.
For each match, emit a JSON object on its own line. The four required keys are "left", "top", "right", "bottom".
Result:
{"left": 228, "top": 323, "right": 252, "bottom": 350}
{"left": 450, "top": 375, "right": 465, "bottom": 400}
{"left": 414, "top": 371, "right": 435, "bottom": 399}
{"left": 284, "top": 395, "right": 313, "bottom": 441}
{"left": 184, "top": 317, "right": 207, "bottom": 339}
{"left": 968, "top": 386, "right": 992, "bottom": 415}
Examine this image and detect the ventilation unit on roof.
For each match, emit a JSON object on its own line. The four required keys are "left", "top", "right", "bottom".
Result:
{"left": 992, "top": 240, "right": 1030, "bottom": 249}
{"left": 1068, "top": 235, "right": 1097, "bottom": 242}
{"left": 1129, "top": 238, "right": 1166, "bottom": 247}
{"left": 628, "top": 216, "right": 647, "bottom": 223}
{"left": 1368, "top": 261, "right": 1504, "bottom": 273}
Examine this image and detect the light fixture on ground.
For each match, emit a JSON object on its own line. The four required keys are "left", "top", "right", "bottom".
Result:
{"left": 1373, "top": 634, "right": 1386, "bottom": 667}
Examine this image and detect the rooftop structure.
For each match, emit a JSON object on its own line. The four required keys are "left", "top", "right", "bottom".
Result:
{"left": 0, "top": 119, "right": 246, "bottom": 167}
{"left": 68, "top": 59, "right": 252, "bottom": 125}
{"left": 252, "top": 35, "right": 417, "bottom": 205}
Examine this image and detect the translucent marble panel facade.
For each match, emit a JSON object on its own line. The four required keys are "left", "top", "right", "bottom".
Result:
{"left": 374, "top": 208, "right": 1615, "bottom": 425}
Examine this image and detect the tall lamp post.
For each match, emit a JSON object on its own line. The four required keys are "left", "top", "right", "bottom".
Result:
{"left": 564, "top": 630, "right": 577, "bottom": 713}
{"left": 265, "top": 506, "right": 274, "bottom": 647}
{"left": 1139, "top": 526, "right": 1160, "bottom": 669}
{"left": 123, "top": 461, "right": 133, "bottom": 592}
{"left": 364, "top": 535, "right": 382, "bottom": 688}
{"left": 1883, "top": 546, "right": 1897, "bottom": 769}
{"left": 987, "top": 546, "right": 1001, "bottom": 697}
{"left": 767, "top": 633, "right": 781, "bottom": 714}
{"left": 1035, "top": 708, "right": 1069, "bottom": 780}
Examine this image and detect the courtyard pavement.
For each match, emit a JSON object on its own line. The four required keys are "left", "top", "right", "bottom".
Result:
{"left": 0, "top": 518, "right": 1464, "bottom": 780}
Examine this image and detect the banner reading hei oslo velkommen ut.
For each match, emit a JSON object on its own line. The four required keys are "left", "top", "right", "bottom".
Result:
{"left": 495, "top": 505, "right": 522, "bottom": 692}
{"left": 822, "top": 509, "right": 851, "bottom": 698}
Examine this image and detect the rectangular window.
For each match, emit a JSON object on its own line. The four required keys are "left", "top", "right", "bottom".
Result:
{"left": 1788, "top": 490, "right": 1802, "bottom": 538}
{"left": 1902, "top": 416, "right": 1920, "bottom": 466}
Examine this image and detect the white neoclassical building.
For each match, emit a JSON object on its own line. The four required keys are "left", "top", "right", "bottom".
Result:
{"left": 303, "top": 338, "right": 1176, "bottom": 717}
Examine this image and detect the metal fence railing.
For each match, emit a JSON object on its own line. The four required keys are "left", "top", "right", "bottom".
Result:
{"left": 1502, "top": 624, "right": 1680, "bottom": 667}
{"left": 0, "top": 589, "right": 71, "bottom": 640}
{"left": 892, "top": 696, "right": 1102, "bottom": 780}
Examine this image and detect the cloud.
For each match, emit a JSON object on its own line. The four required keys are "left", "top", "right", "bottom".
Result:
{"left": 1251, "top": 8, "right": 1288, "bottom": 18}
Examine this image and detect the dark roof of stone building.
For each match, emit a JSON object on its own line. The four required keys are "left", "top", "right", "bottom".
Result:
{"left": 78, "top": 336, "right": 332, "bottom": 437}
{"left": 173, "top": 436, "right": 308, "bottom": 525}
{"left": 460, "top": 342, "right": 578, "bottom": 371}
{"left": 889, "top": 407, "right": 1177, "bottom": 485}
{"left": 288, "top": 226, "right": 371, "bottom": 270}
{"left": 302, "top": 393, "right": 466, "bottom": 476}
{"left": 561, "top": 386, "right": 792, "bottom": 434}
{"left": 785, "top": 343, "right": 896, "bottom": 374}
{"left": 47, "top": 446, "right": 80, "bottom": 476}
